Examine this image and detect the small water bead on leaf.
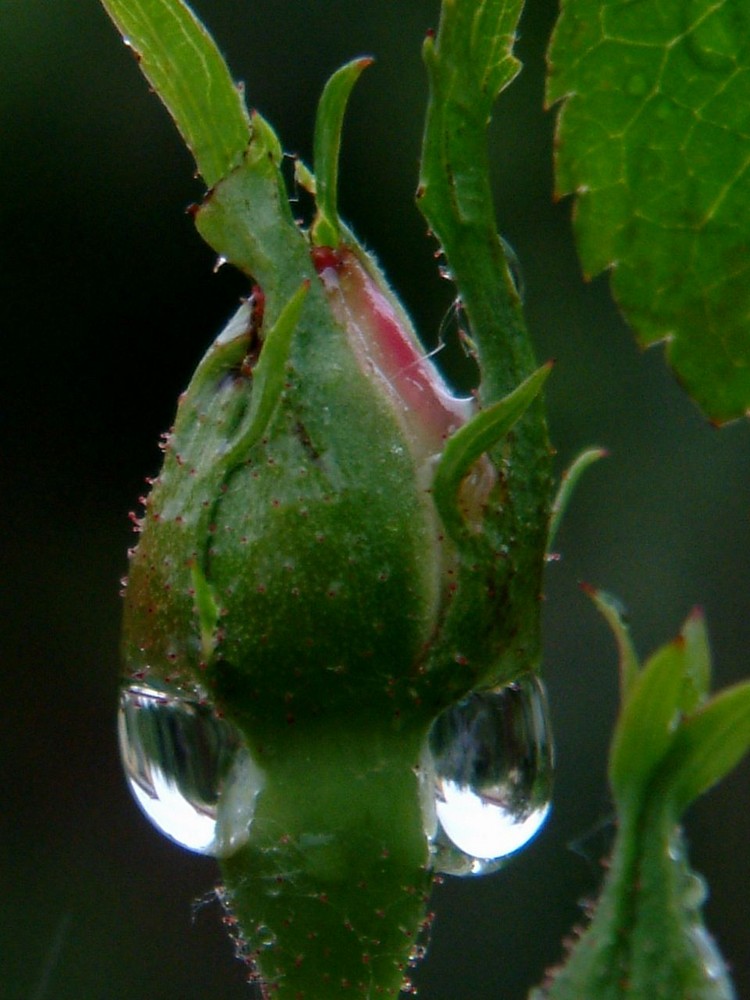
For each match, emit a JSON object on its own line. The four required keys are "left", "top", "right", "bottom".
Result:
{"left": 421, "top": 674, "right": 553, "bottom": 876}
{"left": 118, "top": 681, "right": 264, "bottom": 856}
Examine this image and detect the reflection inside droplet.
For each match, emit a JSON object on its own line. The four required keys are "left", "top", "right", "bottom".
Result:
{"left": 118, "top": 681, "right": 264, "bottom": 856}
{"left": 421, "top": 674, "right": 553, "bottom": 876}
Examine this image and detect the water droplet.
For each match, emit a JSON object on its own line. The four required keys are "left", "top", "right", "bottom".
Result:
{"left": 688, "top": 925, "right": 730, "bottom": 984}
{"left": 682, "top": 872, "right": 708, "bottom": 910}
{"left": 118, "top": 681, "right": 264, "bottom": 856}
{"left": 421, "top": 675, "right": 553, "bottom": 876}
{"left": 254, "top": 923, "right": 278, "bottom": 948}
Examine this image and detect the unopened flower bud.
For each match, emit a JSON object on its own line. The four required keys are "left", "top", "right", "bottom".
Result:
{"left": 123, "top": 234, "right": 548, "bottom": 747}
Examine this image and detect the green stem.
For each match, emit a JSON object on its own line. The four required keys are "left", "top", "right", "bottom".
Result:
{"left": 416, "top": 0, "right": 553, "bottom": 697}
{"left": 220, "top": 722, "right": 433, "bottom": 999}
{"left": 417, "top": 0, "right": 534, "bottom": 404}
{"left": 537, "top": 793, "right": 736, "bottom": 999}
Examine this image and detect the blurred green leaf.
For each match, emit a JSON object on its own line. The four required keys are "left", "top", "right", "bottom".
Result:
{"left": 658, "top": 679, "right": 750, "bottom": 812}
{"left": 609, "top": 636, "right": 686, "bottom": 808}
{"left": 547, "top": 0, "right": 750, "bottom": 423}
{"left": 534, "top": 611, "right": 746, "bottom": 999}
{"left": 679, "top": 607, "right": 712, "bottom": 714}
{"left": 100, "top": 0, "right": 251, "bottom": 186}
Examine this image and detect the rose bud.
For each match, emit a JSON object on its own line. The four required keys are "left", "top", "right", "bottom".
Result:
{"left": 117, "top": 59, "right": 552, "bottom": 998}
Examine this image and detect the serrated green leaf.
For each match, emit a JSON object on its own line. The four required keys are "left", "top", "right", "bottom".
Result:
{"left": 311, "top": 57, "right": 373, "bottom": 248}
{"left": 424, "top": 0, "right": 525, "bottom": 110}
{"left": 657, "top": 680, "right": 750, "bottom": 813}
{"left": 547, "top": 0, "right": 750, "bottom": 423}
{"left": 99, "top": 0, "right": 251, "bottom": 187}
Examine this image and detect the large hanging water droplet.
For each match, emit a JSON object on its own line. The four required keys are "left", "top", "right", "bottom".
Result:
{"left": 118, "top": 681, "right": 264, "bottom": 857}
{"left": 421, "top": 674, "right": 553, "bottom": 876}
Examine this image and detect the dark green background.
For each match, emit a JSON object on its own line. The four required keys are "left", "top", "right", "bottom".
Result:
{"left": 2, "top": 1, "right": 748, "bottom": 997}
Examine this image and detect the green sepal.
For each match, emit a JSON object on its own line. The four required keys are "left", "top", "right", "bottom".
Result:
{"left": 548, "top": 447, "right": 607, "bottom": 549}
{"left": 432, "top": 362, "right": 552, "bottom": 545}
{"left": 190, "top": 561, "right": 220, "bottom": 664}
{"left": 584, "top": 585, "right": 640, "bottom": 702}
{"left": 311, "top": 57, "right": 374, "bottom": 248}
{"left": 99, "top": 0, "right": 251, "bottom": 187}
{"left": 222, "top": 280, "right": 310, "bottom": 469}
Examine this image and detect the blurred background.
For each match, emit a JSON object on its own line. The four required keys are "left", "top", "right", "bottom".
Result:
{"left": 2, "top": 0, "right": 748, "bottom": 997}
